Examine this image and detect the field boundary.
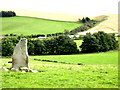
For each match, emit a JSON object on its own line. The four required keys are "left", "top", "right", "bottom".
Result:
{"left": 33, "top": 58, "right": 84, "bottom": 65}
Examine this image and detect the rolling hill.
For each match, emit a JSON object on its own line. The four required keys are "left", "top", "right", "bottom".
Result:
{"left": 2, "top": 16, "right": 83, "bottom": 35}
{"left": 2, "top": 12, "right": 118, "bottom": 36}
{"left": 78, "top": 14, "right": 118, "bottom": 35}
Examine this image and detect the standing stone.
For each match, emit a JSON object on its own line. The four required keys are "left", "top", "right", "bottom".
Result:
{"left": 12, "top": 38, "right": 29, "bottom": 68}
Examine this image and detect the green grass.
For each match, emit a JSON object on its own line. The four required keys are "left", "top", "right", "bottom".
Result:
{"left": 74, "top": 40, "right": 83, "bottom": 49}
{"left": 2, "top": 16, "right": 83, "bottom": 35}
{"left": 31, "top": 51, "right": 118, "bottom": 65}
{"left": 2, "top": 51, "right": 118, "bottom": 88}
{"left": 115, "top": 37, "right": 119, "bottom": 41}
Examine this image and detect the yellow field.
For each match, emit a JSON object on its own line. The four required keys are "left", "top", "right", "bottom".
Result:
{"left": 78, "top": 14, "right": 118, "bottom": 35}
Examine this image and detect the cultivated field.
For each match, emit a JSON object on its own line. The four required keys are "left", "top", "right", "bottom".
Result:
{"left": 78, "top": 14, "right": 118, "bottom": 35}
{"left": 2, "top": 51, "right": 118, "bottom": 88}
{"left": 2, "top": 16, "right": 83, "bottom": 35}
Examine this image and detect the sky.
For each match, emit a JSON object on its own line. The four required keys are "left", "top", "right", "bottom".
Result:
{"left": 1, "top": 0, "right": 119, "bottom": 16}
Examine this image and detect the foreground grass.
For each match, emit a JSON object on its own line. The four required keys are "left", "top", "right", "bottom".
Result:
{"left": 2, "top": 16, "right": 83, "bottom": 35}
{"left": 2, "top": 51, "right": 118, "bottom": 88}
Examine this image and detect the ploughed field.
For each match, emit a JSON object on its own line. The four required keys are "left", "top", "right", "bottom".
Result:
{"left": 2, "top": 16, "right": 83, "bottom": 35}
{"left": 2, "top": 51, "right": 118, "bottom": 88}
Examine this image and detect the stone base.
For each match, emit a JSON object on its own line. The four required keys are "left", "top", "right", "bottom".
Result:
{"left": 2, "top": 67, "right": 38, "bottom": 73}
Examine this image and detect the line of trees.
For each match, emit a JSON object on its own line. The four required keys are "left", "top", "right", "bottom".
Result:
{"left": 0, "top": 11, "right": 16, "bottom": 17}
{"left": 70, "top": 17, "right": 98, "bottom": 35}
{"left": 2, "top": 35, "right": 79, "bottom": 56}
{"left": 2, "top": 31, "right": 118, "bottom": 56}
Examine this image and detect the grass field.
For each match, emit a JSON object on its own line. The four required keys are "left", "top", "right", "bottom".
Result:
{"left": 74, "top": 40, "right": 83, "bottom": 50}
{"left": 31, "top": 50, "right": 118, "bottom": 65}
{"left": 2, "top": 51, "right": 118, "bottom": 88}
{"left": 2, "top": 16, "right": 83, "bottom": 35}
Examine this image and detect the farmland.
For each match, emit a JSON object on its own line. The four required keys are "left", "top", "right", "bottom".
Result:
{"left": 2, "top": 16, "right": 83, "bottom": 35}
{"left": 1, "top": 14, "right": 119, "bottom": 88}
{"left": 2, "top": 51, "right": 118, "bottom": 88}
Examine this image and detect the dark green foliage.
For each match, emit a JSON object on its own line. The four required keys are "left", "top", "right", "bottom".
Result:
{"left": 27, "top": 39, "right": 35, "bottom": 55}
{"left": 2, "top": 35, "right": 79, "bottom": 56}
{"left": 44, "top": 35, "right": 79, "bottom": 55}
{"left": 70, "top": 17, "right": 98, "bottom": 34}
{"left": 2, "top": 38, "right": 18, "bottom": 56}
{"left": 80, "top": 31, "right": 118, "bottom": 53}
{"left": 0, "top": 11, "right": 16, "bottom": 17}
{"left": 43, "top": 38, "right": 58, "bottom": 54}
{"left": 31, "top": 34, "right": 45, "bottom": 38}
{"left": 81, "top": 17, "right": 86, "bottom": 23}
{"left": 47, "top": 33, "right": 64, "bottom": 37}
{"left": 33, "top": 40, "right": 46, "bottom": 55}
{"left": 80, "top": 17, "right": 92, "bottom": 23}
{"left": 54, "top": 35, "right": 79, "bottom": 54}
{"left": 80, "top": 33, "right": 100, "bottom": 53}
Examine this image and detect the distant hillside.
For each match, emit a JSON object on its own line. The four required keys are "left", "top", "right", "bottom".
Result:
{"left": 78, "top": 14, "right": 118, "bottom": 35}
{"left": 14, "top": 10, "right": 85, "bottom": 21}
{"left": 93, "top": 15, "right": 108, "bottom": 21}
{"left": 2, "top": 16, "right": 83, "bottom": 35}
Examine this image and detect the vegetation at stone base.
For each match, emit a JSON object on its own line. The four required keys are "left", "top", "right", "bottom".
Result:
{"left": 0, "top": 11, "right": 16, "bottom": 17}
{"left": 2, "top": 16, "right": 82, "bottom": 35}
{"left": 2, "top": 35, "right": 79, "bottom": 56}
{"left": 80, "top": 31, "right": 118, "bottom": 53}
{"left": 2, "top": 51, "right": 118, "bottom": 88}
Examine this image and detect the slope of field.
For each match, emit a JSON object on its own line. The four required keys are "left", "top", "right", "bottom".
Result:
{"left": 14, "top": 10, "right": 85, "bottom": 21}
{"left": 78, "top": 14, "right": 118, "bottom": 35}
{"left": 2, "top": 51, "right": 118, "bottom": 88}
{"left": 2, "top": 16, "right": 83, "bottom": 35}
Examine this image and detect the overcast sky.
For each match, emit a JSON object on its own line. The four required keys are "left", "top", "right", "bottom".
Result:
{"left": 1, "top": 0, "right": 119, "bottom": 16}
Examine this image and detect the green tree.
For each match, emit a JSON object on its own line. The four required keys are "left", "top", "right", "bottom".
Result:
{"left": 44, "top": 35, "right": 79, "bottom": 55}
{"left": 55, "top": 35, "right": 79, "bottom": 54}
{"left": 44, "top": 38, "right": 58, "bottom": 54}
{"left": 33, "top": 40, "right": 46, "bottom": 55}
{"left": 27, "top": 39, "right": 35, "bottom": 55}
{"left": 2, "top": 38, "right": 14, "bottom": 56}
{"left": 80, "top": 31, "right": 118, "bottom": 53}
{"left": 81, "top": 17, "right": 86, "bottom": 23}
{"left": 80, "top": 33, "right": 100, "bottom": 53}
{"left": 85, "top": 17, "right": 90, "bottom": 22}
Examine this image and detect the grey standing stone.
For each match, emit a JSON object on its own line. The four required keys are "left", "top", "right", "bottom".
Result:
{"left": 12, "top": 38, "right": 29, "bottom": 68}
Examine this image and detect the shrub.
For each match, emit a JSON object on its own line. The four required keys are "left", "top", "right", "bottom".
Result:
{"left": 0, "top": 11, "right": 16, "bottom": 17}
